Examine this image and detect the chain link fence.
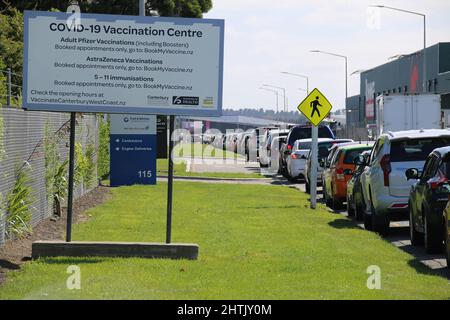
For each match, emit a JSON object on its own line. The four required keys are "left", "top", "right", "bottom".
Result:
{"left": 0, "top": 107, "right": 99, "bottom": 246}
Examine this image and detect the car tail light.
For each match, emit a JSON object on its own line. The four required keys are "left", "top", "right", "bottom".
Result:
{"left": 380, "top": 154, "right": 391, "bottom": 187}
{"left": 389, "top": 203, "right": 408, "bottom": 209}
{"left": 336, "top": 168, "right": 345, "bottom": 181}
{"left": 429, "top": 176, "right": 448, "bottom": 190}
{"left": 287, "top": 144, "right": 292, "bottom": 150}
{"left": 291, "top": 154, "right": 298, "bottom": 159}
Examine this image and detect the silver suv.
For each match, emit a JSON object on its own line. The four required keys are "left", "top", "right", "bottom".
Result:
{"left": 359, "top": 129, "right": 450, "bottom": 234}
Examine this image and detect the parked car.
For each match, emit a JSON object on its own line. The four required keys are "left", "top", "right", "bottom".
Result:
{"left": 406, "top": 146, "right": 450, "bottom": 253}
{"left": 360, "top": 129, "right": 450, "bottom": 235}
{"left": 322, "top": 143, "right": 374, "bottom": 209}
{"left": 267, "top": 135, "right": 287, "bottom": 174}
{"left": 280, "top": 125, "right": 335, "bottom": 175}
{"left": 346, "top": 150, "right": 371, "bottom": 220}
{"left": 260, "top": 129, "right": 290, "bottom": 168}
{"left": 248, "top": 127, "right": 277, "bottom": 162}
{"left": 443, "top": 198, "right": 450, "bottom": 269}
{"left": 286, "top": 139, "right": 315, "bottom": 181}
{"left": 303, "top": 138, "right": 345, "bottom": 193}
{"left": 316, "top": 139, "right": 357, "bottom": 195}
{"left": 238, "top": 130, "right": 253, "bottom": 158}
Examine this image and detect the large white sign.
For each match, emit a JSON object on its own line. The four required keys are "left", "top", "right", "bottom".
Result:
{"left": 23, "top": 11, "right": 224, "bottom": 116}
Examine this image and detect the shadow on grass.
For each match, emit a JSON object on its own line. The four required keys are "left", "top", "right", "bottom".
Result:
{"left": 39, "top": 257, "right": 107, "bottom": 265}
{"left": 0, "top": 260, "right": 20, "bottom": 270}
{"left": 407, "top": 259, "right": 450, "bottom": 280}
{"left": 328, "top": 218, "right": 359, "bottom": 230}
{"left": 241, "top": 205, "right": 300, "bottom": 210}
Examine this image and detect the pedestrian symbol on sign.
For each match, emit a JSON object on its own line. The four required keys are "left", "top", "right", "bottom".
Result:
{"left": 310, "top": 96, "right": 322, "bottom": 118}
{"left": 297, "top": 88, "right": 332, "bottom": 126}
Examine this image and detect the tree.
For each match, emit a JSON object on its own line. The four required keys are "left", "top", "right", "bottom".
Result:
{"left": 0, "top": 59, "right": 6, "bottom": 105}
{"left": 0, "top": 6, "right": 23, "bottom": 99}
{"left": 0, "top": 0, "right": 213, "bottom": 17}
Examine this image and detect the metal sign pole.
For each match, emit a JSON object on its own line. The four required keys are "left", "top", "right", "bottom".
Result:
{"left": 66, "top": 112, "right": 76, "bottom": 242}
{"left": 166, "top": 115, "right": 175, "bottom": 243}
{"left": 310, "top": 125, "right": 318, "bottom": 209}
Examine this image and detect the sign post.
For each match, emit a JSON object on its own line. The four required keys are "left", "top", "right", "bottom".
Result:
{"left": 23, "top": 9, "right": 224, "bottom": 258}
{"left": 297, "top": 88, "right": 333, "bottom": 209}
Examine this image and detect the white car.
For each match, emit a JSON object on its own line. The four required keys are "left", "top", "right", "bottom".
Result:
{"left": 259, "top": 129, "right": 290, "bottom": 167}
{"left": 359, "top": 129, "right": 450, "bottom": 234}
{"left": 286, "top": 139, "right": 314, "bottom": 181}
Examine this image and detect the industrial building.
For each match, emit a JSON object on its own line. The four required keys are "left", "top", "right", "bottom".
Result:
{"left": 346, "top": 42, "right": 450, "bottom": 129}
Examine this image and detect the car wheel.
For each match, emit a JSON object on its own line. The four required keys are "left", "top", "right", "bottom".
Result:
{"left": 445, "top": 214, "right": 450, "bottom": 270}
{"left": 355, "top": 191, "right": 364, "bottom": 221}
{"left": 424, "top": 208, "right": 443, "bottom": 254}
{"left": 347, "top": 195, "right": 355, "bottom": 217}
{"left": 331, "top": 185, "right": 342, "bottom": 210}
{"left": 409, "top": 202, "right": 424, "bottom": 246}
{"left": 369, "top": 193, "right": 389, "bottom": 235}
{"left": 363, "top": 211, "right": 373, "bottom": 231}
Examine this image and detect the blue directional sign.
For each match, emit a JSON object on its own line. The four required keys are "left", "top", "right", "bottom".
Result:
{"left": 110, "top": 115, "right": 157, "bottom": 187}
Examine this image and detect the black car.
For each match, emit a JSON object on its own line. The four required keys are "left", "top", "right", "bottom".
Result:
{"left": 443, "top": 194, "right": 450, "bottom": 269}
{"left": 280, "top": 125, "right": 335, "bottom": 174}
{"left": 406, "top": 146, "right": 450, "bottom": 253}
{"left": 346, "top": 151, "right": 371, "bottom": 220}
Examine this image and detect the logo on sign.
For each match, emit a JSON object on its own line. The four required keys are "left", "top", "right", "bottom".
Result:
{"left": 123, "top": 117, "right": 129, "bottom": 123}
{"left": 172, "top": 96, "right": 199, "bottom": 106}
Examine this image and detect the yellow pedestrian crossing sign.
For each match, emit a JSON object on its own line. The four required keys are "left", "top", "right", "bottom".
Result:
{"left": 297, "top": 88, "right": 333, "bottom": 126}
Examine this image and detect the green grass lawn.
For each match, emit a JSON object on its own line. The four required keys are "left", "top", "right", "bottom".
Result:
{"left": 1, "top": 182, "right": 448, "bottom": 299}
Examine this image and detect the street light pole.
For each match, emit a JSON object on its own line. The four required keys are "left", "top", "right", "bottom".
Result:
{"left": 259, "top": 87, "right": 279, "bottom": 113}
{"left": 281, "top": 72, "right": 310, "bottom": 94}
{"left": 310, "top": 50, "right": 348, "bottom": 126}
{"left": 370, "top": 5, "right": 426, "bottom": 93}
{"left": 263, "top": 84, "right": 287, "bottom": 112}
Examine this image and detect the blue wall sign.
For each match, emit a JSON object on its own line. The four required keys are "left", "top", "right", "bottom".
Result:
{"left": 110, "top": 115, "right": 157, "bottom": 187}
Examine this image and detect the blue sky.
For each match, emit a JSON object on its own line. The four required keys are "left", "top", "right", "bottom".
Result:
{"left": 205, "top": 0, "right": 450, "bottom": 111}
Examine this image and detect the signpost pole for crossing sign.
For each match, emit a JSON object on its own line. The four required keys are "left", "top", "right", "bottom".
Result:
{"left": 297, "top": 88, "right": 333, "bottom": 209}
{"left": 310, "top": 126, "right": 318, "bottom": 209}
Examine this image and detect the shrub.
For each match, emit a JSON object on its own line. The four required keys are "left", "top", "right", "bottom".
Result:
{"left": 5, "top": 167, "right": 33, "bottom": 238}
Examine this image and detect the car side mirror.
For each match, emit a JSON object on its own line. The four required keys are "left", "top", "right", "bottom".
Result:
{"left": 405, "top": 168, "right": 420, "bottom": 181}
{"left": 437, "top": 183, "right": 450, "bottom": 194}
{"left": 343, "top": 169, "right": 353, "bottom": 176}
{"left": 319, "top": 159, "right": 325, "bottom": 168}
{"left": 353, "top": 154, "right": 366, "bottom": 166}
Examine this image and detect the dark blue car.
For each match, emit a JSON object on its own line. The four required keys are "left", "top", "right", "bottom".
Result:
{"left": 406, "top": 146, "right": 450, "bottom": 254}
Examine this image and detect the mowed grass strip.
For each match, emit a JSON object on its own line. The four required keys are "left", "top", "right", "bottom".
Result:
{"left": 0, "top": 182, "right": 449, "bottom": 299}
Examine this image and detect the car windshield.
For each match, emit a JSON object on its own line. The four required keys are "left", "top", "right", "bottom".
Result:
{"left": 343, "top": 148, "right": 372, "bottom": 164}
{"left": 288, "top": 126, "right": 334, "bottom": 145}
{"left": 390, "top": 138, "right": 450, "bottom": 162}
{"left": 298, "top": 141, "right": 311, "bottom": 149}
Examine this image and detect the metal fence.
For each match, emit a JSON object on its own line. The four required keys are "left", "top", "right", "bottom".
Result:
{"left": 0, "top": 107, "right": 99, "bottom": 246}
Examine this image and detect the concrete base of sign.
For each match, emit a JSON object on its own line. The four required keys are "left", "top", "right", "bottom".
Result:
{"left": 32, "top": 241, "right": 199, "bottom": 260}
